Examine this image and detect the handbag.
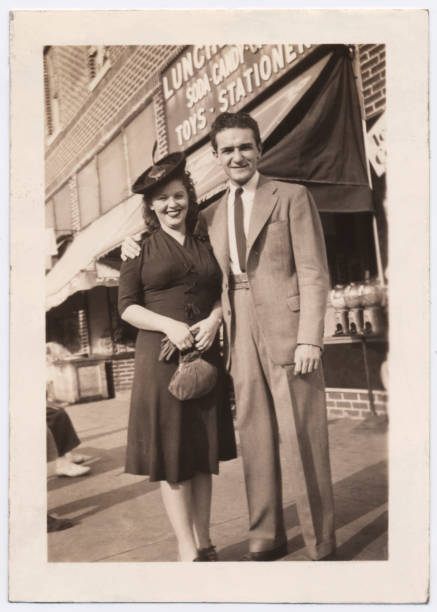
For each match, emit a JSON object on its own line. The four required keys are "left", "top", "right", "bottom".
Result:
{"left": 158, "top": 336, "right": 218, "bottom": 401}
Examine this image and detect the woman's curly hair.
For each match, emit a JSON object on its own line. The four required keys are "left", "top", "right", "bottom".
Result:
{"left": 142, "top": 169, "right": 199, "bottom": 235}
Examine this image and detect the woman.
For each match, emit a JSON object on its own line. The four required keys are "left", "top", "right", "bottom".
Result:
{"left": 118, "top": 152, "right": 236, "bottom": 562}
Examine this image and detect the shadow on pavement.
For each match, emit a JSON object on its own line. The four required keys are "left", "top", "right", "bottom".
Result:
{"left": 218, "top": 460, "right": 387, "bottom": 561}
{"left": 332, "top": 460, "right": 387, "bottom": 517}
{"left": 334, "top": 510, "right": 388, "bottom": 560}
{"left": 47, "top": 445, "right": 127, "bottom": 492}
{"left": 49, "top": 479, "right": 159, "bottom": 522}
{"left": 78, "top": 427, "right": 128, "bottom": 444}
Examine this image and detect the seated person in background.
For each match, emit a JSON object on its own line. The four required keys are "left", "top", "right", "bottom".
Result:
{"left": 46, "top": 401, "right": 91, "bottom": 478}
{"left": 46, "top": 426, "right": 74, "bottom": 532}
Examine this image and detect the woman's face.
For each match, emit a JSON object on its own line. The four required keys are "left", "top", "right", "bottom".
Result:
{"left": 149, "top": 178, "right": 189, "bottom": 232}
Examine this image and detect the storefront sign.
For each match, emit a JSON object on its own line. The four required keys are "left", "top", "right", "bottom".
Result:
{"left": 162, "top": 44, "right": 314, "bottom": 150}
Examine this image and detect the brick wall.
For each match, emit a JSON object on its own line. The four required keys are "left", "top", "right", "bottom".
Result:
{"left": 326, "top": 388, "right": 388, "bottom": 420}
{"left": 153, "top": 89, "right": 169, "bottom": 159}
{"left": 55, "top": 46, "right": 93, "bottom": 129}
{"left": 46, "top": 43, "right": 385, "bottom": 195}
{"left": 111, "top": 356, "right": 135, "bottom": 391}
{"left": 358, "top": 44, "right": 386, "bottom": 120}
{"left": 107, "top": 366, "right": 389, "bottom": 420}
{"left": 46, "top": 45, "right": 183, "bottom": 195}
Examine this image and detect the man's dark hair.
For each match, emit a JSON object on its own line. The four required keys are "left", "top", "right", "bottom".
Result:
{"left": 209, "top": 111, "right": 262, "bottom": 152}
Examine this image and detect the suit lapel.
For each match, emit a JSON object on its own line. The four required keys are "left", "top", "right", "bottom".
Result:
{"left": 247, "top": 175, "right": 279, "bottom": 252}
{"left": 206, "top": 190, "right": 230, "bottom": 278}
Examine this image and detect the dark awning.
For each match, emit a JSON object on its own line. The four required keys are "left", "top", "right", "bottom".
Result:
{"left": 259, "top": 46, "right": 373, "bottom": 212}
{"left": 188, "top": 49, "right": 334, "bottom": 202}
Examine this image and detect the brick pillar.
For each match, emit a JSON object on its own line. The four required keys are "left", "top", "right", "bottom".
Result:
{"left": 78, "top": 304, "right": 90, "bottom": 354}
{"left": 69, "top": 174, "right": 81, "bottom": 231}
{"left": 153, "top": 88, "right": 169, "bottom": 159}
{"left": 122, "top": 130, "right": 131, "bottom": 193}
{"left": 358, "top": 44, "right": 386, "bottom": 120}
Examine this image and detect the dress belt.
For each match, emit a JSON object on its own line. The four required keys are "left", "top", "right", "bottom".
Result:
{"left": 229, "top": 273, "right": 249, "bottom": 290}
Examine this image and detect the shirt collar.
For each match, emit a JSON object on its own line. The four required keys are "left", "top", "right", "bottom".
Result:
{"left": 228, "top": 171, "right": 260, "bottom": 197}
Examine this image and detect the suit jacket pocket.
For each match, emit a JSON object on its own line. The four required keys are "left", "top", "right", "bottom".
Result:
{"left": 286, "top": 295, "right": 300, "bottom": 312}
{"left": 266, "top": 219, "right": 287, "bottom": 226}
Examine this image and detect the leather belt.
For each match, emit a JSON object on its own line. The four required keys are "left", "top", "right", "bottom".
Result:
{"left": 229, "top": 273, "right": 249, "bottom": 290}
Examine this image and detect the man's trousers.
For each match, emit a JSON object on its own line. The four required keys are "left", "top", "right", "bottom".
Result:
{"left": 229, "top": 277, "right": 336, "bottom": 560}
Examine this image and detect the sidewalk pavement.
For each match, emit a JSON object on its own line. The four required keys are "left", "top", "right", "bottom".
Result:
{"left": 47, "top": 392, "right": 388, "bottom": 562}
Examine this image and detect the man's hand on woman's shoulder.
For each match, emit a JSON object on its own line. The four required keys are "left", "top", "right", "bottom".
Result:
{"left": 121, "top": 233, "right": 142, "bottom": 261}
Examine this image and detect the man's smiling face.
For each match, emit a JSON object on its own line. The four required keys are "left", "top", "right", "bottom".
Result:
{"left": 213, "top": 127, "right": 261, "bottom": 186}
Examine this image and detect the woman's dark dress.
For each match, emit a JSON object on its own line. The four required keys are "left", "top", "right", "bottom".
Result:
{"left": 118, "top": 228, "right": 236, "bottom": 483}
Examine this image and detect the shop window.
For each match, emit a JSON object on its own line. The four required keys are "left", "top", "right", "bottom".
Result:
{"left": 77, "top": 157, "right": 100, "bottom": 228}
{"left": 321, "top": 212, "right": 377, "bottom": 287}
{"left": 322, "top": 339, "right": 386, "bottom": 390}
{"left": 45, "top": 200, "right": 57, "bottom": 271}
{"left": 87, "top": 287, "right": 113, "bottom": 355}
{"left": 97, "top": 134, "right": 129, "bottom": 213}
{"left": 107, "top": 287, "right": 136, "bottom": 354}
{"left": 45, "top": 200, "right": 55, "bottom": 229}
{"left": 46, "top": 293, "right": 83, "bottom": 355}
{"left": 87, "top": 46, "right": 111, "bottom": 90}
{"left": 125, "top": 104, "right": 156, "bottom": 185}
{"left": 52, "top": 183, "right": 73, "bottom": 236}
{"left": 44, "top": 47, "right": 61, "bottom": 141}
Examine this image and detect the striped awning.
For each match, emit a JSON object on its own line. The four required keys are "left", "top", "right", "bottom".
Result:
{"left": 46, "top": 194, "right": 144, "bottom": 310}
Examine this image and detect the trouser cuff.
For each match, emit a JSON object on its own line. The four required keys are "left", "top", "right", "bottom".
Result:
{"left": 249, "top": 538, "right": 287, "bottom": 554}
{"left": 306, "top": 538, "right": 336, "bottom": 560}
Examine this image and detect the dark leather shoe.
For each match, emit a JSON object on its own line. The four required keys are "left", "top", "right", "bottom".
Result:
{"left": 47, "top": 514, "right": 74, "bottom": 532}
{"left": 319, "top": 550, "right": 337, "bottom": 561}
{"left": 197, "top": 544, "right": 218, "bottom": 561}
{"left": 241, "top": 542, "right": 288, "bottom": 561}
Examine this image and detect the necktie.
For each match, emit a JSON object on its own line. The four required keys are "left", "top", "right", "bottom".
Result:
{"left": 234, "top": 187, "right": 246, "bottom": 273}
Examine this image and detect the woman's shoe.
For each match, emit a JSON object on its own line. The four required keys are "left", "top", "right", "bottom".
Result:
{"left": 197, "top": 544, "right": 218, "bottom": 561}
{"left": 65, "top": 451, "right": 86, "bottom": 464}
{"left": 55, "top": 462, "right": 91, "bottom": 477}
{"left": 177, "top": 552, "right": 203, "bottom": 562}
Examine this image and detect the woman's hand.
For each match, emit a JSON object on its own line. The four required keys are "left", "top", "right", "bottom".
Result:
{"left": 190, "top": 315, "right": 221, "bottom": 353}
{"left": 164, "top": 320, "right": 194, "bottom": 352}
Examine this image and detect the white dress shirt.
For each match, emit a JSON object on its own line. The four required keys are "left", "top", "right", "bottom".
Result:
{"left": 227, "top": 171, "right": 260, "bottom": 275}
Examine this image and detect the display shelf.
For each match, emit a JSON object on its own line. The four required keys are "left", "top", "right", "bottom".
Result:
{"left": 324, "top": 334, "right": 387, "bottom": 345}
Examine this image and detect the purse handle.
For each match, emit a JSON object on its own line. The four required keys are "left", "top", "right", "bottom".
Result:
{"left": 158, "top": 336, "right": 203, "bottom": 364}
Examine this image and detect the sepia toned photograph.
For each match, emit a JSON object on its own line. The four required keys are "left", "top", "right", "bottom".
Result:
{"left": 44, "top": 41, "right": 389, "bottom": 564}
{"left": 9, "top": 9, "right": 429, "bottom": 604}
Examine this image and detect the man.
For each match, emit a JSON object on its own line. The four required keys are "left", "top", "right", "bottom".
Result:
{"left": 123, "top": 111, "right": 335, "bottom": 561}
